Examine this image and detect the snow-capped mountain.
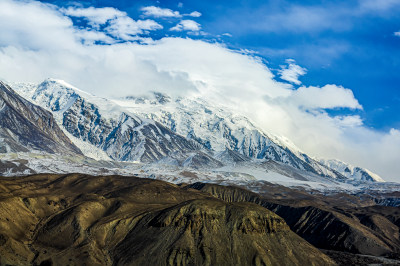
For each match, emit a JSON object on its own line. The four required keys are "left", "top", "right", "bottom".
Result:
{"left": 113, "top": 92, "right": 387, "bottom": 183}
{"left": 14, "top": 79, "right": 202, "bottom": 163}
{"left": 11, "top": 79, "right": 384, "bottom": 184}
{"left": 319, "top": 159, "right": 384, "bottom": 182}
{"left": 0, "top": 81, "right": 82, "bottom": 155}
{"left": 113, "top": 92, "right": 347, "bottom": 180}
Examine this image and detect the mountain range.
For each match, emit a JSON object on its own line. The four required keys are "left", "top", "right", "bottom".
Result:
{"left": 5, "top": 78, "right": 383, "bottom": 185}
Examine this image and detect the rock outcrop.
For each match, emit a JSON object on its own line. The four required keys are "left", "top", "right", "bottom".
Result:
{"left": 0, "top": 81, "right": 82, "bottom": 155}
{"left": 189, "top": 183, "right": 400, "bottom": 258}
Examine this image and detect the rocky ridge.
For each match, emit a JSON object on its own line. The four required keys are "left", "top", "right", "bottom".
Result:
{"left": 189, "top": 182, "right": 400, "bottom": 259}
{"left": 0, "top": 174, "right": 335, "bottom": 266}
{"left": 0, "top": 81, "right": 82, "bottom": 155}
{"left": 11, "top": 79, "right": 383, "bottom": 183}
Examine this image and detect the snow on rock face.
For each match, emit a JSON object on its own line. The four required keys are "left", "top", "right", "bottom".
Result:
{"left": 14, "top": 79, "right": 200, "bottom": 163}
{"left": 319, "top": 159, "right": 384, "bottom": 182}
{"left": 0, "top": 80, "right": 82, "bottom": 155}
{"left": 12, "top": 79, "right": 384, "bottom": 182}
{"left": 113, "top": 93, "right": 347, "bottom": 180}
{"left": 33, "top": 79, "right": 80, "bottom": 113}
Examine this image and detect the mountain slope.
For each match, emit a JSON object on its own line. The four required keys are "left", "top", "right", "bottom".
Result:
{"left": 0, "top": 174, "right": 335, "bottom": 266}
{"left": 189, "top": 183, "right": 400, "bottom": 259}
{"left": 13, "top": 80, "right": 342, "bottom": 176}
{"left": 114, "top": 92, "right": 386, "bottom": 183}
{"left": 113, "top": 92, "right": 359, "bottom": 181}
{"left": 320, "top": 159, "right": 384, "bottom": 182}
{"left": 0, "top": 81, "right": 82, "bottom": 155}
{"left": 12, "top": 79, "right": 384, "bottom": 184}
{"left": 15, "top": 79, "right": 201, "bottom": 163}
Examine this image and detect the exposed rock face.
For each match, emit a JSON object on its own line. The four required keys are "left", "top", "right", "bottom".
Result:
{"left": 23, "top": 79, "right": 201, "bottom": 162}
{"left": 0, "top": 159, "right": 34, "bottom": 175}
{"left": 263, "top": 204, "right": 395, "bottom": 256}
{"left": 0, "top": 174, "right": 334, "bottom": 266}
{"left": 0, "top": 81, "right": 82, "bottom": 155}
{"left": 8, "top": 79, "right": 385, "bottom": 186}
{"left": 189, "top": 183, "right": 400, "bottom": 258}
{"left": 118, "top": 92, "right": 350, "bottom": 180}
{"left": 13, "top": 79, "right": 366, "bottom": 182}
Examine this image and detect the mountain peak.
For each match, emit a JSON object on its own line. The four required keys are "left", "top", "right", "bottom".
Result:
{"left": 123, "top": 91, "right": 172, "bottom": 105}
{"left": 0, "top": 81, "right": 82, "bottom": 155}
{"left": 319, "top": 158, "right": 384, "bottom": 182}
{"left": 10, "top": 79, "right": 385, "bottom": 184}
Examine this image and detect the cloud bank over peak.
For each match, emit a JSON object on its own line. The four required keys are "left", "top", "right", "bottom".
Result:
{"left": 0, "top": 0, "right": 399, "bottom": 181}
{"left": 289, "top": 85, "right": 362, "bottom": 110}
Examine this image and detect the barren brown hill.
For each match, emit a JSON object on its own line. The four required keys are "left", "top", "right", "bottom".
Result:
{"left": 187, "top": 182, "right": 400, "bottom": 263}
{"left": 0, "top": 174, "right": 334, "bottom": 266}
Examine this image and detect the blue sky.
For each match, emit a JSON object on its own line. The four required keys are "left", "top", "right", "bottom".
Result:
{"left": 1, "top": 0, "right": 400, "bottom": 180}
{"left": 41, "top": 0, "right": 400, "bottom": 131}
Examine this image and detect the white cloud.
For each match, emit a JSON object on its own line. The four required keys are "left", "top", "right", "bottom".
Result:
{"left": 1, "top": 0, "right": 400, "bottom": 182}
{"left": 287, "top": 84, "right": 362, "bottom": 110}
{"left": 222, "top": 33, "right": 233, "bottom": 37}
{"left": 62, "top": 6, "right": 162, "bottom": 41}
{"left": 395, "top": 31, "right": 400, "bottom": 37}
{"left": 188, "top": 11, "right": 202, "bottom": 17}
{"left": 0, "top": 0, "right": 77, "bottom": 50}
{"left": 141, "top": 6, "right": 181, "bottom": 18}
{"left": 333, "top": 115, "right": 363, "bottom": 128}
{"left": 106, "top": 18, "right": 163, "bottom": 41}
{"left": 278, "top": 59, "right": 307, "bottom": 85}
{"left": 62, "top": 6, "right": 125, "bottom": 27}
{"left": 170, "top": 20, "right": 201, "bottom": 31}
{"left": 74, "top": 29, "right": 115, "bottom": 45}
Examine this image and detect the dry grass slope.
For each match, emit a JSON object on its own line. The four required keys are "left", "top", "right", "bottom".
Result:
{"left": 0, "top": 174, "right": 334, "bottom": 266}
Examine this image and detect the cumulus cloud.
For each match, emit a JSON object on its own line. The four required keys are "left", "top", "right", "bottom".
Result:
{"left": 62, "top": 6, "right": 162, "bottom": 41}
{"left": 1, "top": 0, "right": 400, "bottom": 181}
{"left": 140, "top": 6, "right": 201, "bottom": 19}
{"left": 62, "top": 6, "right": 125, "bottom": 26}
{"left": 105, "top": 18, "right": 162, "bottom": 41}
{"left": 278, "top": 59, "right": 307, "bottom": 85}
{"left": 141, "top": 6, "right": 181, "bottom": 18}
{"left": 286, "top": 85, "right": 362, "bottom": 110}
{"left": 395, "top": 31, "right": 400, "bottom": 37}
{"left": 188, "top": 11, "right": 202, "bottom": 17}
{"left": 170, "top": 20, "right": 201, "bottom": 31}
